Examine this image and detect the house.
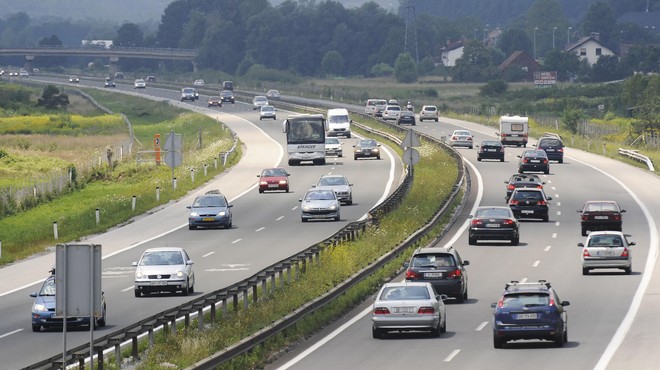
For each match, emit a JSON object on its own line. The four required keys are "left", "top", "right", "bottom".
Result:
{"left": 441, "top": 40, "right": 465, "bottom": 67}
{"left": 497, "top": 50, "right": 541, "bottom": 81}
{"left": 564, "top": 33, "right": 617, "bottom": 66}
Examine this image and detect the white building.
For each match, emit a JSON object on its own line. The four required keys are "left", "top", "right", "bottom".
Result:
{"left": 441, "top": 40, "right": 465, "bottom": 67}
{"left": 564, "top": 33, "right": 617, "bottom": 66}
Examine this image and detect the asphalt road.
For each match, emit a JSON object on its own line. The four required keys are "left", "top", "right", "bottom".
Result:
{"left": 0, "top": 77, "right": 403, "bottom": 368}
{"left": 265, "top": 115, "right": 660, "bottom": 370}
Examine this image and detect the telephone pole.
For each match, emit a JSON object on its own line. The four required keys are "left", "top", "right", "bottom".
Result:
{"left": 403, "top": 0, "right": 419, "bottom": 63}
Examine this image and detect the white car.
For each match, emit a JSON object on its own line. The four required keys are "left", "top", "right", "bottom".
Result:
{"left": 134, "top": 79, "right": 146, "bottom": 89}
{"left": 69, "top": 75, "right": 80, "bottom": 83}
{"left": 259, "top": 105, "right": 277, "bottom": 120}
{"left": 579, "top": 231, "right": 634, "bottom": 275}
{"left": 193, "top": 79, "right": 205, "bottom": 86}
{"left": 299, "top": 188, "right": 341, "bottom": 222}
{"left": 325, "top": 137, "right": 343, "bottom": 157}
{"left": 448, "top": 129, "right": 474, "bottom": 149}
{"left": 266, "top": 89, "right": 281, "bottom": 99}
{"left": 419, "top": 105, "right": 439, "bottom": 122}
{"left": 382, "top": 105, "right": 402, "bottom": 121}
{"left": 314, "top": 174, "right": 352, "bottom": 205}
{"left": 132, "top": 247, "right": 195, "bottom": 297}
{"left": 252, "top": 95, "right": 269, "bottom": 110}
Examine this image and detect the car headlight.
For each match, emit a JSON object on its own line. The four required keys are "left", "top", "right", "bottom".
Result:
{"left": 328, "top": 205, "right": 337, "bottom": 210}
{"left": 279, "top": 180, "right": 288, "bottom": 185}
{"left": 260, "top": 181, "right": 268, "bottom": 185}
{"left": 372, "top": 148, "right": 380, "bottom": 152}
{"left": 217, "top": 211, "right": 226, "bottom": 216}
{"left": 302, "top": 205, "right": 311, "bottom": 211}
{"left": 190, "top": 212, "right": 199, "bottom": 217}
{"left": 33, "top": 303, "right": 48, "bottom": 312}
{"left": 354, "top": 148, "right": 361, "bottom": 152}
{"left": 135, "top": 271, "right": 143, "bottom": 278}
{"left": 176, "top": 271, "right": 184, "bottom": 278}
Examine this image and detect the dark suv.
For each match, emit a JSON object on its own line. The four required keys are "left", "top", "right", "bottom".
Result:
{"left": 536, "top": 133, "right": 564, "bottom": 163}
{"left": 491, "top": 280, "right": 569, "bottom": 348}
{"left": 404, "top": 246, "right": 469, "bottom": 303}
{"left": 220, "top": 90, "right": 235, "bottom": 103}
{"left": 508, "top": 188, "right": 552, "bottom": 222}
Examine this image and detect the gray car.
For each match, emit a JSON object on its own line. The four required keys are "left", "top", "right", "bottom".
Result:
{"left": 299, "top": 188, "right": 341, "bottom": 222}
{"left": 579, "top": 231, "right": 634, "bottom": 275}
{"left": 371, "top": 281, "right": 447, "bottom": 338}
{"left": 314, "top": 174, "right": 353, "bottom": 205}
{"left": 132, "top": 247, "right": 195, "bottom": 297}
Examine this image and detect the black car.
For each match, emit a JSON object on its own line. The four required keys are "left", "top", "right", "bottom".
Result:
{"left": 405, "top": 246, "right": 470, "bottom": 303}
{"left": 491, "top": 280, "right": 569, "bottom": 348}
{"left": 536, "top": 134, "right": 564, "bottom": 163}
{"left": 504, "top": 174, "right": 545, "bottom": 201}
{"left": 518, "top": 150, "right": 549, "bottom": 174}
{"left": 578, "top": 200, "right": 626, "bottom": 236}
{"left": 223, "top": 80, "right": 233, "bottom": 91}
{"left": 353, "top": 139, "right": 381, "bottom": 160}
{"left": 508, "top": 188, "right": 552, "bottom": 222}
{"left": 477, "top": 140, "right": 505, "bottom": 162}
{"left": 468, "top": 206, "right": 520, "bottom": 245}
{"left": 220, "top": 90, "right": 235, "bottom": 103}
{"left": 397, "top": 110, "right": 416, "bottom": 125}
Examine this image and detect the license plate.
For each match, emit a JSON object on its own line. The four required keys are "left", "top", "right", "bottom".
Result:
{"left": 516, "top": 313, "right": 538, "bottom": 320}
{"left": 530, "top": 160, "right": 540, "bottom": 163}
{"left": 202, "top": 217, "right": 215, "bottom": 221}
{"left": 486, "top": 149, "right": 496, "bottom": 152}
{"left": 424, "top": 272, "right": 443, "bottom": 278}
{"left": 594, "top": 216, "right": 609, "bottom": 220}
{"left": 268, "top": 184, "right": 279, "bottom": 188}
{"left": 547, "top": 149, "right": 555, "bottom": 152}
{"left": 521, "top": 210, "right": 534, "bottom": 214}
{"left": 151, "top": 281, "right": 168, "bottom": 286}
{"left": 486, "top": 223, "right": 500, "bottom": 227}
{"left": 392, "top": 307, "right": 415, "bottom": 314}
{"left": 597, "top": 250, "right": 616, "bottom": 256}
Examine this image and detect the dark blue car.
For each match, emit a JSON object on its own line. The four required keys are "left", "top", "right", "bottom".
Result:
{"left": 187, "top": 191, "right": 233, "bottom": 230}
{"left": 491, "top": 280, "right": 569, "bottom": 348}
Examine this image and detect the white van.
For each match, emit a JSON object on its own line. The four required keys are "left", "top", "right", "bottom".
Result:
{"left": 327, "top": 108, "right": 352, "bottom": 138}
{"left": 498, "top": 115, "right": 529, "bottom": 147}
{"left": 364, "top": 99, "right": 387, "bottom": 115}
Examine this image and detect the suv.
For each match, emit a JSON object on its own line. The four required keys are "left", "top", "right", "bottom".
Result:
{"left": 181, "top": 87, "right": 197, "bottom": 101}
{"left": 491, "top": 280, "right": 570, "bottom": 348}
{"left": 508, "top": 188, "right": 552, "bottom": 222}
{"left": 536, "top": 133, "right": 564, "bottom": 163}
{"left": 220, "top": 90, "right": 235, "bottom": 103}
{"left": 578, "top": 200, "right": 626, "bottom": 236}
{"left": 404, "top": 246, "right": 469, "bottom": 303}
{"left": 419, "top": 105, "right": 439, "bottom": 122}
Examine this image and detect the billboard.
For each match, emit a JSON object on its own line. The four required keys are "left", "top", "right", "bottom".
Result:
{"left": 534, "top": 71, "right": 557, "bottom": 87}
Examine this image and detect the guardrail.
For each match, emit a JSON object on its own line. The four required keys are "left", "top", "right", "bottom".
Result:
{"left": 618, "top": 148, "right": 655, "bottom": 171}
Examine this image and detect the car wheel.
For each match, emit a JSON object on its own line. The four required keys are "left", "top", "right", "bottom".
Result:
{"left": 468, "top": 237, "right": 477, "bottom": 245}
{"left": 559, "top": 159, "right": 564, "bottom": 163}
{"left": 440, "top": 316, "right": 447, "bottom": 333}
{"left": 582, "top": 267, "right": 589, "bottom": 275}
{"left": 334, "top": 213, "right": 340, "bottom": 221}
{"left": 376, "top": 155, "right": 381, "bottom": 160}
{"left": 347, "top": 200, "right": 353, "bottom": 205}
{"left": 542, "top": 215, "right": 549, "bottom": 222}
{"left": 134, "top": 289, "right": 141, "bottom": 298}
{"left": 455, "top": 293, "right": 465, "bottom": 303}
{"left": 302, "top": 217, "right": 308, "bottom": 223}
{"left": 354, "top": 156, "right": 358, "bottom": 160}
{"left": 259, "top": 189, "right": 264, "bottom": 193}
{"left": 338, "top": 154, "right": 343, "bottom": 157}
{"left": 372, "top": 326, "right": 383, "bottom": 339}
{"left": 97, "top": 314, "right": 106, "bottom": 328}
{"left": 435, "top": 118, "right": 438, "bottom": 122}
{"left": 189, "top": 224, "right": 196, "bottom": 230}
{"left": 32, "top": 324, "right": 41, "bottom": 332}
{"left": 624, "top": 266, "right": 632, "bottom": 275}
{"left": 227, "top": 220, "right": 232, "bottom": 228}
{"left": 463, "top": 288, "right": 468, "bottom": 301}
{"left": 493, "top": 336, "right": 505, "bottom": 349}
{"left": 554, "top": 332, "right": 565, "bottom": 347}
{"left": 544, "top": 169, "right": 550, "bottom": 174}
{"left": 563, "top": 329, "right": 568, "bottom": 343}
{"left": 189, "top": 281, "right": 195, "bottom": 294}
{"left": 182, "top": 280, "right": 190, "bottom": 296}
{"left": 430, "top": 322, "right": 440, "bottom": 337}
{"left": 477, "top": 157, "right": 481, "bottom": 161}
{"left": 511, "top": 236, "right": 519, "bottom": 246}
{"left": 285, "top": 188, "right": 290, "bottom": 193}
{"left": 518, "top": 168, "right": 523, "bottom": 174}
{"left": 582, "top": 228, "right": 587, "bottom": 236}
{"left": 259, "top": 117, "right": 262, "bottom": 121}
{"left": 500, "top": 158, "right": 504, "bottom": 162}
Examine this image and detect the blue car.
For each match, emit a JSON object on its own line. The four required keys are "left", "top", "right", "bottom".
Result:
{"left": 30, "top": 269, "right": 106, "bottom": 332}
{"left": 491, "top": 280, "right": 569, "bottom": 348}
{"left": 187, "top": 191, "right": 233, "bottom": 230}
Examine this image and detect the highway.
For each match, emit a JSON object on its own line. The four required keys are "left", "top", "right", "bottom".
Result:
{"left": 0, "top": 77, "right": 403, "bottom": 368}
{"left": 265, "top": 117, "right": 660, "bottom": 370}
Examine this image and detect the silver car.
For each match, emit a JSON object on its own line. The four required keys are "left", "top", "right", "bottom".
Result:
{"left": 259, "top": 105, "right": 277, "bottom": 120}
{"left": 325, "top": 137, "right": 343, "bottom": 157}
{"left": 372, "top": 281, "right": 447, "bottom": 338}
{"left": 133, "top": 247, "right": 195, "bottom": 297}
{"left": 252, "top": 95, "right": 269, "bottom": 110}
{"left": 314, "top": 174, "right": 353, "bottom": 205}
{"left": 382, "top": 105, "right": 402, "bottom": 121}
{"left": 299, "top": 188, "right": 341, "bottom": 222}
{"left": 579, "top": 231, "right": 634, "bottom": 275}
{"left": 449, "top": 129, "right": 474, "bottom": 149}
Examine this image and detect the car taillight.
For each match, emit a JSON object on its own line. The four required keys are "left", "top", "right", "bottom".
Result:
{"left": 543, "top": 159, "right": 548, "bottom": 164}
{"left": 509, "top": 200, "right": 519, "bottom": 205}
{"left": 418, "top": 307, "right": 435, "bottom": 314}
{"left": 501, "top": 133, "right": 508, "bottom": 137}
{"left": 471, "top": 219, "right": 484, "bottom": 227}
{"left": 582, "top": 214, "right": 589, "bottom": 221}
{"left": 452, "top": 136, "right": 458, "bottom": 141}
{"left": 537, "top": 200, "right": 547, "bottom": 205}
{"left": 523, "top": 158, "right": 529, "bottom": 163}
{"left": 549, "top": 297, "right": 556, "bottom": 306}
{"left": 467, "top": 137, "right": 473, "bottom": 141}
{"left": 479, "top": 147, "right": 484, "bottom": 152}
{"left": 622, "top": 248, "right": 629, "bottom": 257}
{"left": 583, "top": 249, "right": 591, "bottom": 257}
{"left": 613, "top": 215, "right": 621, "bottom": 221}
{"left": 447, "top": 269, "right": 462, "bottom": 279}
{"left": 504, "top": 219, "right": 516, "bottom": 225}
{"left": 497, "top": 297, "right": 504, "bottom": 308}
{"left": 507, "top": 184, "right": 515, "bottom": 190}
{"left": 406, "top": 269, "right": 421, "bottom": 279}
{"left": 374, "top": 307, "right": 390, "bottom": 315}
{"left": 558, "top": 148, "right": 564, "bottom": 152}
{"left": 537, "top": 185, "right": 543, "bottom": 189}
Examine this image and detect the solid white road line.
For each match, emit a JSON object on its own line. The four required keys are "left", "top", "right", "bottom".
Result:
{"left": 0, "top": 329, "right": 22, "bottom": 339}
{"left": 520, "top": 277, "right": 528, "bottom": 283}
{"left": 122, "top": 286, "right": 134, "bottom": 292}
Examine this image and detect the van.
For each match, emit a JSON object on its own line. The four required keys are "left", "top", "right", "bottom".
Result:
{"left": 223, "top": 81, "right": 233, "bottom": 91}
{"left": 498, "top": 115, "right": 529, "bottom": 147}
{"left": 326, "top": 108, "right": 352, "bottom": 138}
{"left": 365, "top": 99, "right": 387, "bottom": 115}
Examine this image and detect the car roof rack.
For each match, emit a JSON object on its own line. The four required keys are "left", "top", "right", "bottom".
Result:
{"left": 541, "top": 132, "right": 562, "bottom": 139}
{"left": 505, "top": 280, "right": 551, "bottom": 289}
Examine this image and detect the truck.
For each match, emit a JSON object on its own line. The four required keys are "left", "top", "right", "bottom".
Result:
{"left": 326, "top": 108, "right": 352, "bottom": 138}
{"left": 282, "top": 114, "right": 328, "bottom": 165}
{"left": 498, "top": 115, "right": 529, "bottom": 147}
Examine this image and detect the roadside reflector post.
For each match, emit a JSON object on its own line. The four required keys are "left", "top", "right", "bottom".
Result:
{"left": 53, "top": 222, "right": 58, "bottom": 240}
{"left": 95, "top": 208, "right": 100, "bottom": 225}
{"left": 190, "top": 168, "right": 195, "bottom": 183}
{"left": 156, "top": 186, "right": 160, "bottom": 202}
{"left": 132, "top": 195, "right": 136, "bottom": 211}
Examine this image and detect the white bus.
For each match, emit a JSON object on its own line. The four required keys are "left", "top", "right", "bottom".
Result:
{"left": 282, "top": 114, "right": 328, "bottom": 166}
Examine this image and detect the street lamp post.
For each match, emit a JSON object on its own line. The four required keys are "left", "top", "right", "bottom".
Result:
{"left": 483, "top": 24, "right": 489, "bottom": 42}
{"left": 474, "top": 28, "right": 478, "bottom": 40}
{"left": 553, "top": 26, "right": 557, "bottom": 49}
{"left": 533, "top": 27, "right": 538, "bottom": 60}
{"left": 567, "top": 26, "right": 572, "bottom": 44}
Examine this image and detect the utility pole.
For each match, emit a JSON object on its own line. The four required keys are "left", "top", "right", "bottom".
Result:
{"left": 403, "top": 0, "right": 419, "bottom": 63}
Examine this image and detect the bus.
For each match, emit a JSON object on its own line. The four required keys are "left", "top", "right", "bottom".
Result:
{"left": 282, "top": 114, "right": 328, "bottom": 165}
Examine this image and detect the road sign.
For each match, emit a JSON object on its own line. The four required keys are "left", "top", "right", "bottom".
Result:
{"left": 164, "top": 131, "right": 182, "bottom": 151}
{"left": 164, "top": 150, "right": 183, "bottom": 168}
{"left": 403, "top": 148, "right": 420, "bottom": 166}
{"left": 401, "top": 129, "right": 421, "bottom": 149}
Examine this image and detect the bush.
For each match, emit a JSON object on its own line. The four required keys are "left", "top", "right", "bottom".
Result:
{"left": 479, "top": 79, "right": 508, "bottom": 97}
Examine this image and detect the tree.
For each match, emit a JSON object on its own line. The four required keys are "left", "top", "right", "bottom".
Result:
{"left": 524, "top": 0, "right": 570, "bottom": 58}
{"left": 543, "top": 49, "right": 583, "bottom": 81}
{"left": 38, "top": 34, "right": 62, "bottom": 46}
{"left": 321, "top": 50, "right": 344, "bottom": 77}
{"left": 480, "top": 80, "right": 508, "bottom": 96}
{"left": 581, "top": 1, "right": 616, "bottom": 46}
{"left": 589, "top": 55, "right": 622, "bottom": 82}
{"left": 36, "top": 85, "right": 69, "bottom": 110}
{"left": 114, "top": 23, "right": 144, "bottom": 47}
{"left": 394, "top": 53, "right": 417, "bottom": 83}
{"left": 452, "top": 40, "right": 497, "bottom": 82}
{"left": 498, "top": 28, "right": 532, "bottom": 57}
{"left": 370, "top": 63, "right": 393, "bottom": 77}
{"left": 562, "top": 109, "right": 584, "bottom": 133}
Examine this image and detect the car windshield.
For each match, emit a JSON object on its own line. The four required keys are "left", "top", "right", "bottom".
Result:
{"left": 39, "top": 279, "right": 56, "bottom": 296}
{"left": 512, "top": 191, "right": 543, "bottom": 201}
{"left": 183, "top": 88, "right": 194, "bottom": 93}
{"left": 326, "top": 138, "right": 340, "bottom": 144}
{"left": 305, "top": 190, "right": 335, "bottom": 200}
{"left": 255, "top": 97, "right": 267, "bottom": 102}
{"left": 318, "top": 177, "right": 347, "bottom": 186}
{"left": 193, "top": 196, "right": 227, "bottom": 207}
{"left": 501, "top": 293, "right": 550, "bottom": 308}
{"left": 140, "top": 251, "right": 184, "bottom": 266}
{"left": 454, "top": 131, "right": 471, "bottom": 136}
{"left": 221, "top": 91, "right": 233, "bottom": 96}
{"left": 411, "top": 253, "right": 455, "bottom": 268}
{"left": 379, "top": 286, "right": 430, "bottom": 301}
{"left": 262, "top": 168, "right": 287, "bottom": 177}
{"left": 588, "top": 235, "right": 624, "bottom": 248}
{"left": 262, "top": 106, "right": 274, "bottom": 112}
{"left": 585, "top": 202, "right": 618, "bottom": 212}
{"left": 360, "top": 140, "right": 377, "bottom": 147}
{"left": 424, "top": 106, "right": 437, "bottom": 111}
{"left": 475, "top": 208, "right": 511, "bottom": 218}
{"left": 483, "top": 141, "right": 500, "bottom": 146}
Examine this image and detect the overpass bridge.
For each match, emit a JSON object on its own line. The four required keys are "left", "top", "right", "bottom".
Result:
{"left": 0, "top": 46, "right": 198, "bottom": 75}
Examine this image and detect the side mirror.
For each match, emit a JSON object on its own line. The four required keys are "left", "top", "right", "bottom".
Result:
{"left": 227, "top": 204, "right": 233, "bottom": 208}
{"left": 468, "top": 214, "right": 474, "bottom": 219}
{"left": 186, "top": 205, "right": 191, "bottom": 209}
{"left": 577, "top": 210, "right": 582, "bottom": 213}
{"left": 578, "top": 243, "right": 584, "bottom": 247}
{"left": 438, "top": 294, "right": 449, "bottom": 301}
{"left": 629, "top": 242, "right": 636, "bottom": 246}
{"left": 257, "top": 174, "right": 261, "bottom": 178}
{"left": 403, "top": 261, "right": 410, "bottom": 268}
{"left": 621, "top": 209, "right": 627, "bottom": 213}
{"left": 187, "top": 260, "right": 194, "bottom": 265}
{"left": 547, "top": 197, "right": 553, "bottom": 201}
{"left": 349, "top": 183, "right": 354, "bottom": 186}
{"left": 561, "top": 301, "right": 570, "bottom": 306}
{"left": 517, "top": 155, "right": 521, "bottom": 158}
{"left": 490, "top": 303, "right": 497, "bottom": 308}
{"left": 30, "top": 292, "right": 38, "bottom": 297}
{"left": 132, "top": 262, "right": 138, "bottom": 267}
{"left": 462, "top": 260, "right": 470, "bottom": 266}
{"left": 298, "top": 198, "right": 303, "bottom": 202}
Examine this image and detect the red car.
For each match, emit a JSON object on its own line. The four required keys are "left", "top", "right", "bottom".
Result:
{"left": 258, "top": 168, "right": 290, "bottom": 193}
